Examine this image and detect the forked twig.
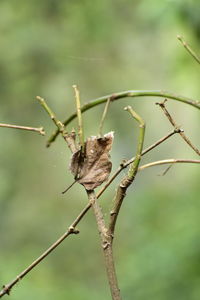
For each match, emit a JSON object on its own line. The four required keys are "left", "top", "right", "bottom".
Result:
{"left": 97, "top": 128, "right": 180, "bottom": 198}
{"left": 36, "top": 96, "right": 77, "bottom": 153}
{"left": 0, "top": 123, "right": 45, "bottom": 135}
{"left": 0, "top": 129, "right": 179, "bottom": 297}
{"left": 46, "top": 90, "right": 200, "bottom": 147}
{"left": 177, "top": 35, "right": 200, "bottom": 65}
{"left": 156, "top": 100, "right": 200, "bottom": 156}
{"left": 1, "top": 36, "right": 200, "bottom": 299}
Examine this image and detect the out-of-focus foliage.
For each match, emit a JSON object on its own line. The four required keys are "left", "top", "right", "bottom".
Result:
{"left": 0, "top": 1, "right": 199, "bottom": 299}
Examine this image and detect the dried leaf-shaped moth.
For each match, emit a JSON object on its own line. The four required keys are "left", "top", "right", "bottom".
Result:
{"left": 70, "top": 132, "right": 114, "bottom": 190}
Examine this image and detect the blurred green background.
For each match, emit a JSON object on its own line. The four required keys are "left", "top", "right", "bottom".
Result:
{"left": 0, "top": 0, "right": 200, "bottom": 299}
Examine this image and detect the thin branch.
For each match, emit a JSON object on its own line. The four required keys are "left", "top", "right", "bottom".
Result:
{"left": 98, "top": 97, "right": 111, "bottom": 136}
{"left": 177, "top": 35, "right": 200, "bottom": 65}
{"left": 0, "top": 129, "right": 180, "bottom": 297}
{"left": 73, "top": 85, "right": 84, "bottom": 152}
{"left": 97, "top": 128, "right": 180, "bottom": 198}
{"left": 156, "top": 100, "right": 200, "bottom": 156}
{"left": 36, "top": 96, "right": 77, "bottom": 153}
{"left": 124, "top": 106, "right": 145, "bottom": 179}
{"left": 0, "top": 123, "right": 45, "bottom": 135}
{"left": 108, "top": 107, "right": 145, "bottom": 236}
{"left": 139, "top": 159, "right": 200, "bottom": 171}
{"left": 46, "top": 90, "right": 200, "bottom": 147}
{"left": 87, "top": 190, "right": 122, "bottom": 300}
{"left": 36, "top": 96, "right": 64, "bottom": 132}
{"left": 0, "top": 204, "right": 91, "bottom": 298}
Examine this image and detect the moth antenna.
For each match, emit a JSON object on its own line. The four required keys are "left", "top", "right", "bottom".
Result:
{"left": 62, "top": 180, "right": 77, "bottom": 194}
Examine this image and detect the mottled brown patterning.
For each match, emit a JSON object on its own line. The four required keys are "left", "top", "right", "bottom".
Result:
{"left": 70, "top": 132, "right": 114, "bottom": 190}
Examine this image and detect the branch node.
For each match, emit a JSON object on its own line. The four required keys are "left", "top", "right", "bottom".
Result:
{"left": 2, "top": 285, "right": 11, "bottom": 296}
{"left": 119, "top": 159, "right": 127, "bottom": 168}
{"left": 174, "top": 127, "right": 184, "bottom": 134}
{"left": 68, "top": 226, "right": 79, "bottom": 234}
{"left": 155, "top": 99, "right": 167, "bottom": 107}
{"left": 102, "top": 241, "right": 110, "bottom": 250}
{"left": 110, "top": 94, "right": 117, "bottom": 102}
{"left": 110, "top": 210, "right": 116, "bottom": 216}
{"left": 156, "top": 98, "right": 200, "bottom": 156}
{"left": 39, "top": 127, "right": 46, "bottom": 136}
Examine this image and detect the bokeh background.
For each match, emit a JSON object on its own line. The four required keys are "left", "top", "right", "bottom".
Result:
{"left": 0, "top": 1, "right": 200, "bottom": 299}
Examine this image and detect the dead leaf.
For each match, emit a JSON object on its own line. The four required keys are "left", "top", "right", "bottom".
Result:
{"left": 70, "top": 132, "right": 114, "bottom": 190}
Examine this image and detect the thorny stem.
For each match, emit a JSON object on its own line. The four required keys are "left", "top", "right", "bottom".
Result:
{"left": 139, "top": 159, "right": 200, "bottom": 171}
{"left": 98, "top": 97, "right": 111, "bottom": 137}
{"left": 177, "top": 35, "right": 200, "bottom": 65}
{"left": 0, "top": 129, "right": 178, "bottom": 297}
{"left": 156, "top": 100, "right": 200, "bottom": 156}
{"left": 109, "top": 107, "right": 145, "bottom": 235}
{"left": 87, "top": 190, "right": 122, "bottom": 300}
{"left": 46, "top": 90, "right": 200, "bottom": 147}
{"left": 73, "top": 85, "right": 85, "bottom": 152}
{"left": 0, "top": 123, "right": 45, "bottom": 135}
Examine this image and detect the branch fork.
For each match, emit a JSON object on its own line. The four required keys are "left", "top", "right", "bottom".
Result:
{"left": 1, "top": 35, "right": 200, "bottom": 299}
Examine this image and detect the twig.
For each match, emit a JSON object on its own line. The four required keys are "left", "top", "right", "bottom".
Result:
{"left": 73, "top": 85, "right": 84, "bottom": 152}
{"left": 177, "top": 35, "right": 200, "bottom": 65}
{"left": 36, "top": 96, "right": 64, "bottom": 132}
{"left": 0, "top": 129, "right": 180, "bottom": 297}
{"left": 139, "top": 159, "right": 200, "bottom": 171}
{"left": 158, "top": 164, "right": 173, "bottom": 176}
{"left": 108, "top": 107, "right": 145, "bottom": 236}
{"left": 0, "top": 203, "right": 92, "bottom": 298}
{"left": 36, "top": 96, "right": 77, "bottom": 153}
{"left": 87, "top": 190, "right": 122, "bottom": 300}
{"left": 97, "top": 128, "right": 180, "bottom": 198}
{"left": 0, "top": 123, "right": 45, "bottom": 135}
{"left": 124, "top": 106, "right": 145, "bottom": 179}
{"left": 98, "top": 97, "right": 111, "bottom": 136}
{"left": 46, "top": 90, "right": 200, "bottom": 147}
{"left": 156, "top": 100, "right": 200, "bottom": 156}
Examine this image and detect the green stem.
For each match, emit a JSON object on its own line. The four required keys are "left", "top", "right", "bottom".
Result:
{"left": 73, "top": 85, "right": 84, "bottom": 152}
{"left": 124, "top": 106, "right": 145, "bottom": 179}
{"left": 177, "top": 35, "right": 200, "bottom": 65}
{"left": 98, "top": 97, "right": 111, "bottom": 136}
{"left": 108, "top": 106, "right": 145, "bottom": 235}
{"left": 36, "top": 96, "right": 64, "bottom": 133}
{"left": 46, "top": 90, "right": 200, "bottom": 147}
{"left": 36, "top": 96, "right": 77, "bottom": 153}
